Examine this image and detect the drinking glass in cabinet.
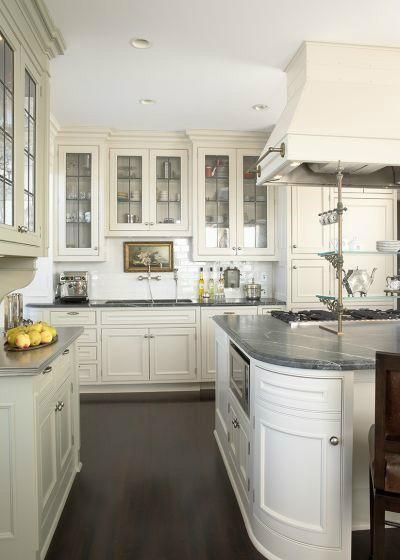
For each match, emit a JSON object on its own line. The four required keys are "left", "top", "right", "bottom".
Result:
{"left": 156, "top": 156, "right": 182, "bottom": 224}
{"left": 117, "top": 155, "right": 143, "bottom": 223}
{"left": 204, "top": 155, "right": 230, "bottom": 248}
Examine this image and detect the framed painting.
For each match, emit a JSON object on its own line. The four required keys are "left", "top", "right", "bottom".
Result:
{"left": 123, "top": 241, "right": 174, "bottom": 272}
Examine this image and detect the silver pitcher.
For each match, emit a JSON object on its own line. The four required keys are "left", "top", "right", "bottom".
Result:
{"left": 343, "top": 267, "right": 377, "bottom": 297}
{"left": 4, "top": 293, "right": 24, "bottom": 332}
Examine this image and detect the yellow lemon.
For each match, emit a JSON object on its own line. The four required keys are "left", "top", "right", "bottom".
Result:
{"left": 28, "top": 331, "right": 41, "bottom": 347}
{"left": 40, "top": 330, "right": 53, "bottom": 344}
{"left": 15, "top": 333, "right": 31, "bottom": 349}
{"left": 47, "top": 326, "right": 57, "bottom": 338}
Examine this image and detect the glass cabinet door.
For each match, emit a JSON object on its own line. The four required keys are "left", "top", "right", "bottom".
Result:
{"left": 149, "top": 149, "right": 188, "bottom": 231}
{"left": 0, "top": 33, "right": 14, "bottom": 229}
{"left": 23, "top": 70, "right": 36, "bottom": 233}
{"left": 236, "top": 151, "right": 275, "bottom": 257}
{"left": 57, "top": 146, "right": 99, "bottom": 258}
{"left": 198, "top": 148, "right": 237, "bottom": 256}
{"left": 109, "top": 149, "right": 149, "bottom": 231}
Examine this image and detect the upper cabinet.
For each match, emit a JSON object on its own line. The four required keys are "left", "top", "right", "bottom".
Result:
{"left": 108, "top": 148, "right": 189, "bottom": 236}
{"left": 195, "top": 147, "right": 275, "bottom": 260}
{"left": 55, "top": 145, "right": 102, "bottom": 261}
{"left": 0, "top": 1, "right": 63, "bottom": 257}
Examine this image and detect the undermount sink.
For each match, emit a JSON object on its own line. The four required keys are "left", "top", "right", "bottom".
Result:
{"left": 104, "top": 299, "right": 193, "bottom": 305}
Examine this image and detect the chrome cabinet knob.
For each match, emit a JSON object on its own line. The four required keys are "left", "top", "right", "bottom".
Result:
{"left": 55, "top": 401, "right": 62, "bottom": 412}
{"left": 292, "top": 265, "right": 297, "bottom": 270}
{"left": 62, "top": 349, "right": 70, "bottom": 355}
{"left": 144, "top": 222, "right": 149, "bottom": 226}
{"left": 237, "top": 247, "right": 242, "bottom": 251}
{"left": 330, "top": 436, "right": 340, "bottom": 446}
{"left": 18, "top": 225, "right": 28, "bottom": 233}
{"left": 292, "top": 244, "right": 297, "bottom": 248}
{"left": 150, "top": 222, "right": 155, "bottom": 226}
{"left": 43, "top": 366, "right": 52, "bottom": 375}
{"left": 60, "top": 401, "right": 65, "bottom": 409}
{"left": 232, "top": 247, "right": 236, "bottom": 251}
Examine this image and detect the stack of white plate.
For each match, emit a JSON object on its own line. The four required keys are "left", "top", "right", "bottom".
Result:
{"left": 376, "top": 240, "right": 400, "bottom": 253}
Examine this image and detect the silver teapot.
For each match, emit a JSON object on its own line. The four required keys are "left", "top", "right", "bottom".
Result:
{"left": 386, "top": 275, "right": 400, "bottom": 291}
{"left": 343, "top": 267, "right": 377, "bottom": 297}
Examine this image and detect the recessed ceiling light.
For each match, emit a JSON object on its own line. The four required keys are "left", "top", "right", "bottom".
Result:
{"left": 130, "top": 38, "right": 152, "bottom": 49}
{"left": 139, "top": 98, "right": 157, "bottom": 105}
{"left": 290, "top": 161, "right": 301, "bottom": 167}
{"left": 252, "top": 104, "right": 268, "bottom": 111}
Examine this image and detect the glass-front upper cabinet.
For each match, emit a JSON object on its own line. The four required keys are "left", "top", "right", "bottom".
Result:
{"left": 56, "top": 146, "right": 100, "bottom": 260}
{"left": 197, "top": 148, "right": 237, "bottom": 257}
{"left": 0, "top": 31, "right": 15, "bottom": 234}
{"left": 24, "top": 70, "right": 36, "bottom": 234}
{"left": 108, "top": 148, "right": 188, "bottom": 235}
{"left": 149, "top": 149, "right": 188, "bottom": 232}
{"left": 236, "top": 150, "right": 275, "bottom": 257}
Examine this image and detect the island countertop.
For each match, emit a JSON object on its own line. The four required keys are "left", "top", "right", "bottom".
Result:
{"left": 0, "top": 327, "right": 83, "bottom": 376}
{"left": 213, "top": 315, "right": 400, "bottom": 370}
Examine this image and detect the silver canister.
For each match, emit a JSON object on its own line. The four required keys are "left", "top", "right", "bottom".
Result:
{"left": 243, "top": 280, "right": 262, "bottom": 300}
{"left": 4, "top": 293, "right": 24, "bottom": 332}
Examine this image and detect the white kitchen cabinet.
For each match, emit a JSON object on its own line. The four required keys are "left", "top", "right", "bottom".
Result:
{"left": 101, "top": 328, "right": 150, "bottom": 383}
{"left": 149, "top": 327, "right": 197, "bottom": 382}
{"left": 196, "top": 148, "right": 275, "bottom": 260}
{"left": 215, "top": 327, "right": 230, "bottom": 445}
{"left": 228, "top": 393, "right": 250, "bottom": 505}
{"left": 55, "top": 146, "right": 102, "bottom": 260}
{"left": 291, "top": 186, "right": 330, "bottom": 254}
{"left": 201, "top": 306, "right": 258, "bottom": 380}
{"left": 108, "top": 148, "right": 189, "bottom": 236}
{"left": 0, "top": 8, "right": 51, "bottom": 256}
{"left": 291, "top": 259, "right": 330, "bottom": 304}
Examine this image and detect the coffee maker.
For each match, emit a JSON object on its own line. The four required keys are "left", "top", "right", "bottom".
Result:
{"left": 56, "top": 271, "right": 89, "bottom": 303}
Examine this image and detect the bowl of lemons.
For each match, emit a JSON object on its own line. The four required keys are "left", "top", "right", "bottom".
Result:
{"left": 5, "top": 322, "right": 58, "bottom": 351}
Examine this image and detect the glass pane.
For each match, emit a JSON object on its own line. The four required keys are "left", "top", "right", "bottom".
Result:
{"left": 156, "top": 156, "right": 182, "bottom": 225}
{"left": 0, "top": 87, "right": 3, "bottom": 129}
{"left": 0, "top": 135, "right": 4, "bottom": 178}
{"left": 29, "top": 78, "right": 36, "bottom": 115}
{"left": 29, "top": 116, "right": 35, "bottom": 156}
{"left": 28, "top": 155, "right": 34, "bottom": 194}
{"left": 242, "top": 155, "right": 268, "bottom": 249}
{"left": 204, "top": 154, "right": 230, "bottom": 248}
{"left": 5, "top": 180, "right": 12, "bottom": 225}
{"left": 24, "top": 71, "right": 36, "bottom": 232}
{"left": 28, "top": 194, "right": 34, "bottom": 232}
{"left": 0, "top": 35, "right": 4, "bottom": 83}
{"left": 5, "top": 137, "right": 12, "bottom": 181}
{"left": 5, "top": 89, "right": 12, "bottom": 136}
{"left": 24, "top": 112, "right": 29, "bottom": 152}
{"left": 65, "top": 153, "right": 91, "bottom": 248}
{"left": 4, "top": 42, "right": 13, "bottom": 92}
{"left": 0, "top": 179, "right": 4, "bottom": 223}
{"left": 117, "top": 155, "right": 143, "bottom": 224}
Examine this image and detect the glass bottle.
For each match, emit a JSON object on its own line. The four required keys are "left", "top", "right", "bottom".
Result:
{"left": 207, "top": 267, "right": 215, "bottom": 301}
{"left": 217, "top": 267, "right": 225, "bottom": 300}
{"left": 198, "top": 267, "right": 205, "bottom": 300}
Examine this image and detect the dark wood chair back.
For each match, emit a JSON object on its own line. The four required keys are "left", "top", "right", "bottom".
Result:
{"left": 374, "top": 352, "right": 400, "bottom": 493}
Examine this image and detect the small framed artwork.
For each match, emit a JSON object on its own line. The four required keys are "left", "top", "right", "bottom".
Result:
{"left": 123, "top": 241, "right": 174, "bottom": 273}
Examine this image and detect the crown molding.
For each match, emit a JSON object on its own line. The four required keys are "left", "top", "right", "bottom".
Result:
{"left": 18, "top": 0, "right": 66, "bottom": 58}
{"left": 186, "top": 129, "right": 267, "bottom": 147}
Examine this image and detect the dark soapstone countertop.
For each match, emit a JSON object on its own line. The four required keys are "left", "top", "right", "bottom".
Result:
{"left": 213, "top": 315, "right": 400, "bottom": 371}
{"left": 26, "top": 298, "right": 285, "bottom": 308}
{"left": 0, "top": 327, "right": 83, "bottom": 376}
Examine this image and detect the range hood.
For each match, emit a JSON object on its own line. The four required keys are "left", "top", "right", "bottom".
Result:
{"left": 257, "top": 42, "right": 400, "bottom": 184}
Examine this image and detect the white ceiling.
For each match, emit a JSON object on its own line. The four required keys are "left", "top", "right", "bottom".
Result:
{"left": 45, "top": 0, "right": 400, "bottom": 132}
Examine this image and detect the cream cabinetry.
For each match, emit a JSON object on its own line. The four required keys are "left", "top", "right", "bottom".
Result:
{"left": 291, "top": 186, "right": 330, "bottom": 254}
{"left": 0, "top": 341, "right": 80, "bottom": 560}
{"left": 101, "top": 328, "right": 149, "bottom": 382}
{"left": 228, "top": 392, "right": 250, "bottom": 507}
{"left": 0, "top": 1, "right": 59, "bottom": 256}
{"left": 108, "top": 148, "right": 189, "bottom": 235}
{"left": 291, "top": 259, "right": 330, "bottom": 304}
{"left": 195, "top": 147, "right": 275, "bottom": 260}
{"left": 55, "top": 145, "right": 103, "bottom": 260}
{"left": 201, "top": 306, "right": 258, "bottom": 381}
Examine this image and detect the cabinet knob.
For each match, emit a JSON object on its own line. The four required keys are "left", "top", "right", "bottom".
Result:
{"left": 42, "top": 366, "right": 52, "bottom": 375}
{"left": 62, "top": 349, "right": 70, "bottom": 355}
{"left": 55, "top": 401, "right": 62, "bottom": 412}
{"left": 150, "top": 222, "right": 155, "bottom": 226}
{"left": 232, "top": 247, "right": 236, "bottom": 251}
{"left": 60, "top": 401, "right": 65, "bottom": 409}
{"left": 144, "top": 222, "right": 149, "bottom": 226}
{"left": 292, "top": 265, "right": 297, "bottom": 270}
{"left": 232, "top": 418, "right": 240, "bottom": 429}
{"left": 292, "top": 244, "right": 297, "bottom": 249}
{"left": 94, "top": 246, "right": 98, "bottom": 251}
{"left": 237, "top": 247, "right": 242, "bottom": 251}
{"left": 18, "top": 225, "right": 28, "bottom": 233}
{"left": 329, "top": 436, "right": 340, "bottom": 446}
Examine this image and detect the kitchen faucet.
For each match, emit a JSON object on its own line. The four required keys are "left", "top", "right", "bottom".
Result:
{"left": 173, "top": 268, "right": 179, "bottom": 303}
{"left": 137, "top": 264, "right": 161, "bottom": 303}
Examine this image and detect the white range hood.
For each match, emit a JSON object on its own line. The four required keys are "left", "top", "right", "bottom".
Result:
{"left": 258, "top": 41, "right": 400, "bottom": 184}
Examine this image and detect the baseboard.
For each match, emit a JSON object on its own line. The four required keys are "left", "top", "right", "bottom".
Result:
{"left": 81, "top": 388, "right": 215, "bottom": 403}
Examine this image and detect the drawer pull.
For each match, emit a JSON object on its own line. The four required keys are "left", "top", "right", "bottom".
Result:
{"left": 43, "top": 366, "right": 52, "bottom": 375}
{"left": 67, "top": 312, "right": 79, "bottom": 315}
{"left": 223, "top": 312, "right": 235, "bottom": 315}
{"left": 62, "top": 349, "right": 70, "bottom": 355}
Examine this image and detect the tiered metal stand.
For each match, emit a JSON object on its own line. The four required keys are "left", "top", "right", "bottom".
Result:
{"left": 317, "top": 163, "right": 346, "bottom": 335}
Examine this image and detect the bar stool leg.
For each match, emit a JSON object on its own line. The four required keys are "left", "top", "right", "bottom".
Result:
{"left": 369, "top": 471, "right": 374, "bottom": 558}
{"left": 372, "top": 494, "right": 386, "bottom": 560}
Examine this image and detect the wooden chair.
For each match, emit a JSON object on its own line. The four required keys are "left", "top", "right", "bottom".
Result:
{"left": 369, "top": 351, "right": 400, "bottom": 560}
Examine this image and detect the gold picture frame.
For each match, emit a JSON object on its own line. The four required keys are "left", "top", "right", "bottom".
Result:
{"left": 123, "top": 241, "right": 174, "bottom": 273}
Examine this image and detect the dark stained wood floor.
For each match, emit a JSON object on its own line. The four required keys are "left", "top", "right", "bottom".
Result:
{"left": 46, "top": 399, "right": 400, "bottom": 560}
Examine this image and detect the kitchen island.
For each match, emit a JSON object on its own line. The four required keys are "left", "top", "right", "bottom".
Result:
{"left": 0, "top": 327, "right": 82, "bottom": 560}
{"left": 213, "top": 315, "right": 399, "bottom": 560}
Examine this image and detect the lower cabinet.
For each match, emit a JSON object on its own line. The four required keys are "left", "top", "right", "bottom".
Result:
{"left": 201, "top": 306, "right": 258, "bottom": 380}
{"left": 228, "top": 393, "right": 250, "bottom": 506}
{"left": 101, "top": 327, "right": 197, "bottom": 383}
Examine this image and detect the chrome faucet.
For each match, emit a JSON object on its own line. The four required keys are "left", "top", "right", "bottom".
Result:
{"left": 173, "top": 268, "right": 179, "bottom": 303}
{"left": 137, "top": 264, "right": 161, "bottom": 303}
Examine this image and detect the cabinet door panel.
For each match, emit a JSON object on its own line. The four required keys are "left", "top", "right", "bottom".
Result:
{"left": 291, "top": 259, "right": 330, "bottom": 303}
{"left": 101, "top": 328, "right": 149, "bottom": 382}
{"left": 197, "top": 148, "right": 237, "bottom": 257}
{"left": 37, "top": 397, "right": 58, "bottom": 520}
{"left": 201, "top": 307, "right": 258, "bottom": 380}
{"left": 291, "top": 186, "right": 330, "bottom": 254}
{"left": 254, "top": 402, "right": 342, "bottom": 548}
{"left": 149, "top": 327, "right": 196, "bottom": 381}
{"left": 228, "top": 395, "right": 250, "bottom": 504}
{"left": 56, "top": 381, "right": 73, "bottom": 478}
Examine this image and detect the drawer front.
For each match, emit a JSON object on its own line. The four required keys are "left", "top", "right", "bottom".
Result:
{"left": 254, "top": 366, "right": 342, "bottom": 413}
{"left": 78, "top": 363, "right": 98, "bottom": 383}
{"left": 101, "top": 308, "right": 196, "bottom": 325}
{"left": 78, "top": 328, "right": 97, "bottom": 344}
{"left": 52, "top": 347, "right": 73, "bottom": 389}
{"left": 50, "top": 310, "right": 96, "bottom": 326}
{"left": 258, "top": 307, "right": 285, "bottom": 315}
{"left": 77, "top": 345, "right": 97, "bottom": 362}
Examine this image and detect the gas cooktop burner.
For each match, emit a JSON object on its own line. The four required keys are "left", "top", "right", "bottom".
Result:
{"left": 271, "top": 308, "right": 400, "bottom": 326}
